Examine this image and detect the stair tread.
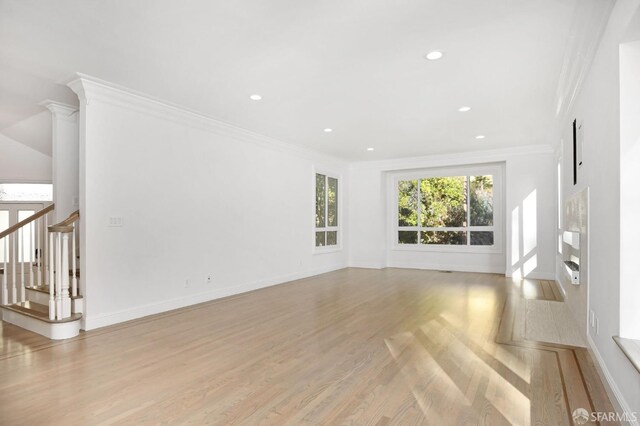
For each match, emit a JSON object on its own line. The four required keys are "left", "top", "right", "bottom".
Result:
{"left": 1, "top": 301, "right": 82, "bottom": 324}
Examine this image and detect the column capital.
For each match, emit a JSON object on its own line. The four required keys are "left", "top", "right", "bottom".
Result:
{"left": 39, "top": 100, "right": 78, "bottom": 119}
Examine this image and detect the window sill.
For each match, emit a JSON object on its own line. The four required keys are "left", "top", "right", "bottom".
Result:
{"left": 391, "top": 245, "right": 502, "bottom": 255}
{"left": 613, "top": 336, "right": 640, "bottom": 374}
{"left": 313, "top": 246, "right": 342, "bottom": 255}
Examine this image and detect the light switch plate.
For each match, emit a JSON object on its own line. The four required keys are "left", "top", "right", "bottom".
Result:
{"left": 108, "top": 216, "right": 124, "bottom": 227}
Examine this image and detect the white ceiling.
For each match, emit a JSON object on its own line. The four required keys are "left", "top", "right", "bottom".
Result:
{"left": 0, "top": 0, "right": 610, "bottom": 160}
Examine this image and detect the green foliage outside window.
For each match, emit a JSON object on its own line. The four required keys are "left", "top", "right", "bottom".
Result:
{"left": 316, "top": 173, "right": 339, "bottom": 247}
{"left": 469, "top": 175, "right": 493, "bottom": 226}
{"left": 420, "top": 177, "right": 467, "bottom": 228}
{"left": 398, "top": 174, "right": 494, "bottom": 246}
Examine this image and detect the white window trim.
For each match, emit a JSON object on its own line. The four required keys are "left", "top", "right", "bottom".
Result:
{"left": 388, "top": 163, "right": 504, "bottom": 254}
{"left": 313, "top": 167, "right": 342, "bottom": 254}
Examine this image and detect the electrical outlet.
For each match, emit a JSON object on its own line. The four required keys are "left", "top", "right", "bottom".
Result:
{"left": 595, "top": 317, "right": 600, "bottom": 335}
{"left": 184, "top": 279, "right": 189, "bottom": 288}
{"left": 207, "top": 275, "right": 212, "bottom": 284}
{"left": 590, "top": 310, "right": 595, "bottom": 327}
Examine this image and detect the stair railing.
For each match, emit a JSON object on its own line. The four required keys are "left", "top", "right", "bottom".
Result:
{"left": 0, "top": 204, "right": 55, "bottom": 306}
{"left": 48, "top": 210, "right": 80, "bottom": 320}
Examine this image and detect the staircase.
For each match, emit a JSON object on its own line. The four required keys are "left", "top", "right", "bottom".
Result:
{"left": 0, "top": 204, "right": 83, "bottom": 339}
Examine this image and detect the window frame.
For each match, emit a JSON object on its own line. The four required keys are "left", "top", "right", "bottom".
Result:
{"left": 313, "top": 168, "right": 342, "bottom": 253}
{"left": 389, "top": 164, "right": 504, "bottom": 254}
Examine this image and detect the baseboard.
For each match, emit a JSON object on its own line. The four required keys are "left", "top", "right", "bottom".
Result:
{"left": 347, "top": 262, "right": 385, "bottom": 269}
{"left": 523, "top": 271, "right": 557, "bottom": 280}
{"left": 83, "top": 263, "right": 346, "bottom": 330}
{"left": 388, "top": 261, "right": 504, "bottom": 274}
{"left": 586, "top": 334, "right": 639, "bottom": 425}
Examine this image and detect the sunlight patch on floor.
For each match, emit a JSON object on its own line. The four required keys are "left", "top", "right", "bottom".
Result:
{"left": 420, "top": 320, "right": 531, "bottom": 426}
{"left": 438, "top": 312, "right": 531, "bottom": 384}
{"left": 384, "top": 331, "right": 470, "bottom": 421}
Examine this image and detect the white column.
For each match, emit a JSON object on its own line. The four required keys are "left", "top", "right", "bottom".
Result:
{"left": 40, "top": 101, "right": 79, "bottom": 223}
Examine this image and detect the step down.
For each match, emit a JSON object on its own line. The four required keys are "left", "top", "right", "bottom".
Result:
{"left": 1, "top": 301, "right": 82, "bottom": 339}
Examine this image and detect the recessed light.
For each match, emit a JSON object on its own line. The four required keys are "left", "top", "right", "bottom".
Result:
{"left": 367, "top": 147, "right": 375, "bottom": 151}
{"left": 458, "top": 106, "right": 471, "bottom": 112}
{"left": 475, "top": 135, "right": 486, "bottom": 140}
{"left": 323, "top": 128, "right": 333, "bottom": 133}
{"left": 425, "top": 51, "right": 444, "bottom": 60}
{"left": 249, "top": 94, "right": 262, "bottom": 101}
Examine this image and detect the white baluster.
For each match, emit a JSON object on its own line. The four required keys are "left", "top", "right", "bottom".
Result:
{"left": 48, "top": 233, "right": 55, "bottom": 320}
{"left": 20, "top": 227, "right": 25, "bottom": 302}
{"left": 71, "top": 226, "right": 77, "bottom": 297}
{"left": 61, "top": 232, "right": 71, "bottom": 318}
{"left": 44, "top": 214, "right": 49, "bottom": 285}
{"left": 29, "top": 221, "right": 34, "bottom": 289}
{"left": 36, "top": 217, "right": 42, "bottom": 287}
{"left": 11, "top": 232, "right": 17, "bottom": 304}
{"left": 55, "top": 232, "right": 62, "bottom": 320}
{"left": 2, "top": 237, "right": 7, "bottom": 305}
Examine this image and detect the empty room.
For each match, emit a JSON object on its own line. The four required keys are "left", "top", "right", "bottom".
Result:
{"left": 1, "top": 0, "right": 639, "bottom": 424}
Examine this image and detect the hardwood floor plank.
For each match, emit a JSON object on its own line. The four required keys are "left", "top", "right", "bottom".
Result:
{"left": 0, "top": 268, "right": 618, "bottom": 425}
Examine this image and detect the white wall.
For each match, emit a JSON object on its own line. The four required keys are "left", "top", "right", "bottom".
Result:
{"left": 0, "top": 132, "right": 51, "bottom": 183}
{"left": 557, "top": 0, "right": 640, "bottom": 416}
{"left": 619, "top": 38, "right": 640, "bottom": 341}
{"left": 349, "top": 147, "right": 556, "bottom": 279}
{"left": 69, "top": 75, "right": 348, "bottom": 330}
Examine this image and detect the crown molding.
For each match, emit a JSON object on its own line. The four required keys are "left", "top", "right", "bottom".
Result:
{"left": 66, "top": 73, "right": 346, "bottom": 167}
{"left": 349, "top": 144, "right": 555, "bottom": 171}
{"left": 549, "top": 0, "right": 616, "bottom": 145}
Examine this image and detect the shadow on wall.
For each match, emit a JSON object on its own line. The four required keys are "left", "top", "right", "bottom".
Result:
{"left": 511, "top": 189, "right": 538, "bottom": 280}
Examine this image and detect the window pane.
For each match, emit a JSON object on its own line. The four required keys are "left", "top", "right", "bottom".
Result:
{"left": 0, "top": 184, "right": 52, "bottom": 201}
{"left": 398, "top": 180, "right": 418, "bottom": 226}
{"left": 469, "top": 175, "right": 493, "bottom": 226}
{"left": 470, "top": 231, "right": 494, "bottom": 246}
{"left": 327, "top": 177, "right": 338, "bottom": 227}
{"left": 315, "top": 174, "right": 326, "bottom": 228}
{"left": 326, "top": 231, "right": 337, "bottom": 246}
{"left": 420, "top": 231, "right": 467, "bottom": 245}
{"left": 420, "top": 177, "right": 467, "bottom": 227}
{"left": 398, "top": 231, "right": 418, "bottom": 244}
{"left": 315, "top": 231, "right": 326, "bottom": 247}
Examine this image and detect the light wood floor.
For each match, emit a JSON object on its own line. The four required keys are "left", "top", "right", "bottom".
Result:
{"left": 0, "top": 268, "right": 616, "bottom": 425}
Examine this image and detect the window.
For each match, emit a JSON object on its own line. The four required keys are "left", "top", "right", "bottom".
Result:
{"left": 315, "top": 173, "right": 339, "bottom": 248}
{"left": 396, "top": 174, "right": 497, "bottom": 248}
{"left": 0, "top": 183, "right": 52, "bottom": 201}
